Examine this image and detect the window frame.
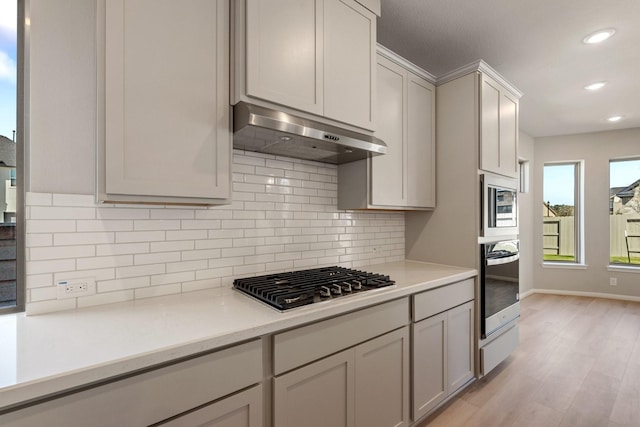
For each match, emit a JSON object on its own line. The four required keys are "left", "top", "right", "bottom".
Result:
{"left": 608, "top": 157, "right": 640, "bottom": 269}
{"left": 542, "top": 160, "right": 585, "bottom": 266}
{"left": 1, "top": 0, "right": 26, "bottom": 314}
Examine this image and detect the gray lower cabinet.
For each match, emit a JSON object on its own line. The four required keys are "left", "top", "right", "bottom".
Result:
{"left": 412, "top": 280, "right": 475, "bottom": 421}
{"left": 159, "top": 384, "right": 263, "bottom": 427}
{"left": 274, "top": 326, "right": 409, "bottom": 427}
{"left": 0, "top": 340, "right": 263, "bottom": 427}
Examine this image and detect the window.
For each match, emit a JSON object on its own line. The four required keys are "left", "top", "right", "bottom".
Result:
{"left": 543, "top": 162, "right": 582, "bottom": 263}
{"left": 0, "top": 0, "right": 22, "bottom": 313}
{"left": 610, "top": 158, "right": 640, "bottom": 266}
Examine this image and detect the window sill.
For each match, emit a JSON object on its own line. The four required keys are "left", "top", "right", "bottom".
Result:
{"left": 542, "top": 262, "right": 588, "bottom": 270}
{"left": 607, "top": 265, "right": 640, "bottom": 273}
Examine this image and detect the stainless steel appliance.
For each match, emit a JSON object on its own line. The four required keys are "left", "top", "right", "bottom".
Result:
{"left": 480, "top": 174, "right": 518, "bottom": 238}
{"left": 480, "top": 239, "right": 520, "bottom": 338}
{"left": 233, "top": 102, "right": 387, "bottom": 164}
{"left": 233, "top": 266, "right": 395, "bottom": 311}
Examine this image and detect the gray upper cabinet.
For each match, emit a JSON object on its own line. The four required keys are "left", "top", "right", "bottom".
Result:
{"left": 338, "top": 47, "right": 436, "bottom": 210}
{"left": 479, "top": 72, "right": 519, "bottom": 178}
{"left": 97, "top": 0, "right": 231, "bottom": 205}
{"left": 233, "top": 0, "right": 377, "bottom": 131}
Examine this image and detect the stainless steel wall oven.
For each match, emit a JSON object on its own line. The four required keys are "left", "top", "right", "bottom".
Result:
{"left": 480, "top": 239, "right": 520, "bottom": 338}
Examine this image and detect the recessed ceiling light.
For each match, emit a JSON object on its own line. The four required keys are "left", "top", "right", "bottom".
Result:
{"left": 583, "top": 28, "right": 616, "bottom": 44}
{"left": 584, "top": 81, "right": 607, "bottom": 91}
{"left": 607, "top": 115, "right": 623, "bottom": 122}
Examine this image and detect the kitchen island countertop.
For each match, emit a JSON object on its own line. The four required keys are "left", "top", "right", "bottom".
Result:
{"left": 0, "top": 260, "right": 475, "bottom": 412}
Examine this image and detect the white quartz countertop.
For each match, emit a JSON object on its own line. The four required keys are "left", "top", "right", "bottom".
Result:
{"left": 0, "top": 260, "right": 475, "bottom": 411}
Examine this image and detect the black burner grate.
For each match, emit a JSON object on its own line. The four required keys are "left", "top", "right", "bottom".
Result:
{"left": 233, "top": 266, "right": 394, "bottom": 310}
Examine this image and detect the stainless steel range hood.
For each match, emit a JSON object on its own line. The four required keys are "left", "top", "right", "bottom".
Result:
{"left": 233, "top": 102, "right": 386, "bottom": 164}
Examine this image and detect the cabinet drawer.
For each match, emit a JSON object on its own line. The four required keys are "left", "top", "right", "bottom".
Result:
{"left": 413, "top": 278, "right": 474, "bottom": 322}
{"left": 481, "top": 324, "right": 519, "bottom": 375}
{"left": 273, "top": 298, "right": 409, "bottom": 375}
{"left": 0, "top": 340, "right": 263, "bottom": 427}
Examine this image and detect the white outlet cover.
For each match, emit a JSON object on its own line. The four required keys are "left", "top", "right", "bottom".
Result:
{"left": 57, "top": 277, "right": 97, "bottom": 299}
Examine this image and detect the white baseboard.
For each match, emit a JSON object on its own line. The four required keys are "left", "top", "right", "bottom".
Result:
{"left": 522, "top": 288, "right": 640, "bottom": 303}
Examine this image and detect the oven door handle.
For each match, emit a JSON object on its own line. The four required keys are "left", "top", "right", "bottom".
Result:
{"left": 486, "top": 253, "right": 519, "bottom": 266}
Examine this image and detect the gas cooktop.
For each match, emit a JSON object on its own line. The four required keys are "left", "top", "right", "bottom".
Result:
{"left": 233, "top": 266, "right": 395, "bottom": 311}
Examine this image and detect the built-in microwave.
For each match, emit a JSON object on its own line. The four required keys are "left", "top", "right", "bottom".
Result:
{"left": 480, "top": 173, "right": 518, "bottom": 238}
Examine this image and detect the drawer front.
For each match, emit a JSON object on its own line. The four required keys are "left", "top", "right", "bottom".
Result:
{"left": 481, "top": 324, "right": 519, "bottom": 375}
{"left": 274, "top": 297, "right": 409, "bottom": 375}
{"left": 413, "top": 278, "right": 474, "bottom": 322}
{"left": 1, "top": 340, "right": 263, "bottom": 427}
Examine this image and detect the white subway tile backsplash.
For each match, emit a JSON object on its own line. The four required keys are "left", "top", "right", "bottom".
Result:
{"left": 116, "top": 263, "right": 165, "bottom": 279}
{"left": 52, "top": 193, "right": 97, "bottom": 207}
{"left": 31, "top": 206, "right": 95, "bottom": 220}
{"left": 151, "top": 271, "right": 195, "bottom": 286}
{"left": 76, "top": 255, "right": 133, "bottom": 270}
{"left": 26, "top": 192, "right": 53, "bottom": 206}
{"left": 30, "top": 245, "right": 96, "bottom": 261}
{"left": 182, "top": 278, "right": 222, "bottom": 293}
{"left": 54, "top": 232, "right": 114, "bottom": 246}
{"left": 134, "top": 220, "right": 181, "bottom": 231}
{"left": 26, "top": 233, "right": 53, "bottom": 247}
{"left": 27, "top": 220, "right": 76, "bottom": 233}
{"left": 115, "top": 230, "right": 165, "bottom": 243}
{"left": 27, "top": 273, "right": 54, "bottom": 288}
{"left": 135, "top": 283, "right": 182, "bottom": 300}
{"left": 134, "top": 251, "right": 181, "bottom": 265}
{"left": 150, "top": 240, "right": 194, "bottom": 253}
{"left": 24, "top": 152, "right": 405, "bottom": 314}
{"left": 27, "top": 259, "right": 76, "bottom": 275}
{"left": 150, "top": 209, "right": 195, "bottom": 220}
{"left": 195, "top": 267, "right": 233, "bottom": 281}
{"left": 98, "top": 276, "right": 149, "bottom": 293}
{"left": 166, "top": 260, "right": 208, "bottom": 273}
{"left": 55, "top": 268, "right": 116, "bottom": 282}
{"left": 77, "top": 220, "right": 134, "bottom": 232}
{"left": 181, "top": 220, "right": 221, "bottom": 230}
{"left": 97, "top": 207, "right": 150, "bottom": 220}
{"left": 181, "top": 249, "right": 221, "bottom": 261}
{"left": 96, "top": 243, "right": 150, "bottom": 257}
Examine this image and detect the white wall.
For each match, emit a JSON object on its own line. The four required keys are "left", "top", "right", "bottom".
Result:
{"left": 533, "top": 128, "right": 640, "bottom": 298}
{"left": 518, "top": 131, "right": 534, "bottom": 296}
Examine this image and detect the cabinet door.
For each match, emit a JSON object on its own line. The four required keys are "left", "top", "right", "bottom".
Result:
{"left": 355, "top": 327, "right": 410, "bottom": 427}
{"left": 499, "top": 91, "right": 519, "bottom": 178}
{"left": 102, "top": 0, "right": 230, "bottom": 202}
{"left": 371, "top": 56, "right": 405, "bottom": 207}
{"left": 245, "top": 0, "right": 323, "bottom": 115}
{"left": 406, "top": 73, "right": 436, "bottom": 208}
{"left": 274, "top": 349, "right": 355, "bottom": 427}
{"left": 447, "top": 301, "right": 474, "bottom": 393}
{"left": 412, "top": 312, "right": 447, "bottom": 420}
{"left": 479, "top": 73, "right": 519, "bottom": 178}
{"left": 324, "top": 0, "right": 376, "bottom": 130}
{"left": 159, "top": 385, "right": 263, "bottom": 427}
{"left": 479, "top": 73, "right": 501, "bottom": 175}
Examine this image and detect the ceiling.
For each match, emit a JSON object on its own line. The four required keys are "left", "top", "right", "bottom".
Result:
{"left": 377, "top": 0, "right": 640, "bottom": 138}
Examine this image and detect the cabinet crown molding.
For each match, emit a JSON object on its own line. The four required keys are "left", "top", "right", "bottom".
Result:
{"left": 437, "top": 59, "right": 523, "bottom": 99}
{"left": 376, "top": 44, "right": 437, "bottom": 84}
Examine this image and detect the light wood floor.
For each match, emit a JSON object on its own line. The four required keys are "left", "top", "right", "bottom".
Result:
{"left": 418, "top": 293, "right": 640, "bottom": 427}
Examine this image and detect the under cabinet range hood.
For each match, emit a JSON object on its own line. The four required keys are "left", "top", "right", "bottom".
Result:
{"left": 232, "top": 102, "right": 387, "bottom": 164}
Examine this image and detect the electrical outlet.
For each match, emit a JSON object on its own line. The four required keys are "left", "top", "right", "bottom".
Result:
{"left": 610, "top": 277, "right": 617, "bottom": 286}
{"left": 57, "top": 277, "right": 96, "bottom": 299}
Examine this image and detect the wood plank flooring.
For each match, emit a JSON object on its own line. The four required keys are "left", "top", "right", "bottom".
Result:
{"left": 418, "top": 293, "right": 640, "bottom": 427}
